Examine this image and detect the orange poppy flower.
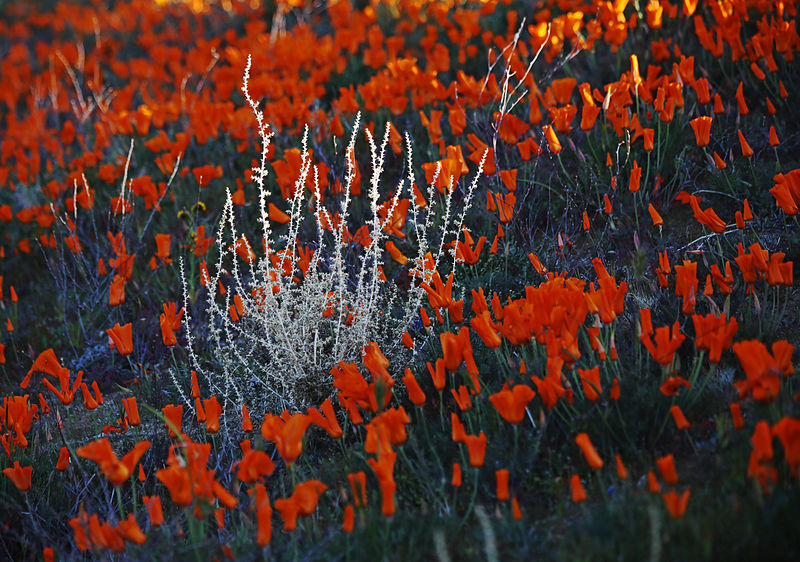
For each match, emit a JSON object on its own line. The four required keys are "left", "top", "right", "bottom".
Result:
{"left": 689, "top": 116, "right": 712, "bottom": 147}
{"left": 496, "top": 469, "right": 510, "bottom": 501}
{"left": 463, "top": 431, "right": 487, "bottom": 467}
{"left": 154, "top": 234, "right": 172, "bottom": 266}
{"left": 76, "top": 438, "right": 151, "bottom": 486}
{"left": 367, "top": 450, "right": 397, "bottom": 516}
{"left": 156, "top": 440, "right": 237, "bottom": 510}
{"left": 772, "top": 417, "right": 800, "bottom": 477}
{"left": 440, "top": 326, "right": 479, "bottom": 379}
{"left": 162, "top": 404, "right": 183, "bottom": 438}
{"left": 80, "top": 383, "right": 99, "bottom": 410}
{"left": 56, "top": 446, "right": 71, "bottom": 471}
{"left": 3, "top": 461, "right": 32, "bottom": 492}
{"left": 41, "top": 368, "right": 82, "bottom": 406}
{"left": 275, "top": 480, "right": 329, "bottom": 531}
{"left": 203, "top": 396, "right": 222, "bottom": 434}
{"left": 237, "top": 448, "right": 275, "bottom": 483}
{"left": 656, "top": 454, "right": 678, "bottom": 485}
{"left": 662, "top": 489, "right": 691, "bottom": 519}
{"left": 261, "top": 411, "right": 311, "bottom": 464}
{"left": 452, "top": 463, "right": 462, "bottom": 487}
{"left": 159, "top": 313, "right": 177, "bottom": 346}
{"left": 769, "top": 170, "right": 800, "bottom": 216}
{"left": 116, "top": 514, "right": 146, "bottom": 545}
{"left": 732, "top": 340, "right": 794, "bottom": 402}
{"left": 348, "top": 471, "right": 367, "bottom": 507}
{"left": 106, "top": 323, "right": 133, "bottom": 356}
{"left": 575, "top": 433, "right": 603, "bottom": 470}
{"left": 252, "top": 483, "right": 272, "bottom": 546}
{"left": 578, "top": 367, "right": 602, "bottom": 401}
{"left": 660, "top": 376, "right": 691, "bottom": 396}
{"left": 365, "top": 406, "right": 410, "bottom": 454}
{"left": 308, "top": 398, "right": 343, "bottom": 439}
{"left": 674, "top": 259, "right": 699, "bottom": 313}
{"left": 641, "top": 321, "right": 685, "bottom": 365}
{"left": 489, "top": 383, "right": 536, "bottom": 424}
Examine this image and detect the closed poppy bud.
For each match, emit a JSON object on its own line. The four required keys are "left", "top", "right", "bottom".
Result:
{"left": 629, "top": 161, "right": 641, "bottom": 192}
{"left": 419, "top": 308, "right": 431, "bottom": 327}
{"left": 343, "top": 505, "right": 355, "bottom": 533}
{"left": 575, "top": 433, "right": 603, "bottom": 470}
{"left": 735, "top": 211, "right": 745, "bottom": 229}
{"left": 570, "top": 474, "right": 586, "bottom": 503}
{"left": 779, "top": 80, "right": 788, "bottom": 98}
{"left": 713, "top": 93, "right": 724, "bottom": 114}
{"left": 735, "top": 82, "right": 749, "bottom": 115}
{"left": 348, "top": 471, "right": 367, "bottom": 507}
{"left": 143, "top": 496, "right": 164, "bottom": 527}
{"left": 543, "top": 125, "right": 562, "bottom": 154}
{"left": 749, "top": 62, "right": 766, "bottom": 80}
{"left": 401, "top": 332, "right": 414, "bottom": 349}
{"left": 766, "top": 97, "right": 776, "bottom": 114}
{"left": 610, "top": 378, "right": 620, "bottom": 401}
{"left": 452, "top": 463, "right": 462, "bottom": 487}
{"left": 743, "top": 199, "right": 753, "bottom": 221}
{"left": 713, "top": 151, "right": 727, "bottom": 170}
{"left": 582, "top": 211, "right": 590, "bottom": 231}
{"left": 57, "top": 446, "right": 70, "bottom": 471}
{"left": 604, "top": 194, "right": 612, "bottom": 214}
{"left": 643, "top": 128, "right": 655, "bottom": 151}
{"left": 615, "top": 454, "right": 628, "bottom": 480}
{"left": 190, "top": 371, "right": 201, "bottom": 399}
{"left": 496, "top": 469, "right": 510, "bottom": 501}
{"left": 242, "top": 404, "right": 253, "bottom": 432}
{"left": 647, "top": 470, "right": 661, "bottom": 493}
{"left": 670, "top": 405, "right": 690, "bottom": 430}
{"left": 730, "top": 402, "right": 744, "bottom": 429}
{"left": 738, "top": 129, "right": 754, "bottom": 157}
{"left": 656, "top": 454, "right": 678, "bottom": 485}
{"left": 648, "top": 204, "right": 663, "bottom": 226}
{"left": 768, "top": 126, "right": 780, "bottom": 146}
{"left": 43, "top": 548, "right": 54, "bottom": 562}
{"left": 402, "top": 368, "right": 426, "bottom": 407}
{"left": 512, "top": 496, "right": 523, "bottom": 519}
{"left": 195, "top": 397, "right": 206, "bottom": 423}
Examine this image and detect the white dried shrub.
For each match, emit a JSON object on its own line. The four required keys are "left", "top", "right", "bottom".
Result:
{"left": 178, "top": 56, "right": 484, "bottom": 421}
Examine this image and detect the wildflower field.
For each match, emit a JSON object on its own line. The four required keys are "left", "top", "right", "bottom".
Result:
{"left": 2, "top": 0, "right": 800, "bottom": 559}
